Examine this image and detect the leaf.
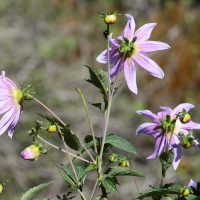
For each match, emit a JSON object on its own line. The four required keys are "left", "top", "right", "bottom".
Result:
{"left": 135, "top": 182, "right": 183, "bottom": 199}
{"left": 102, "top": 175, "right": 120, "bottom": 194}
{"left": 36, "top": 112, "right": 64, "bottom": 127}
{"left": 63, "top": 125, "right": 81, "bottom": 152}
{"left": 34, "top": 199, "right": 49, "bottom": 200}
{"left": 88, "top": 102, "right": 103, "bottom": 112}
{"left": 105, "top": 134, "right": 141, "bottom": 158}
{"left": 113, "top": 82, "right": 124, "bottom": 96}
{"left": 179, "top": 194, "right": 200, "bottom": 200}
{"left": 18, "top": 180, "right": 57, "bottom": 200}
{"left": 60, "top": 164, "right": 86, "bottom": 186}
{"left": 36, "top": 120, "right": 43, "bottom": 131}
{"left": 84, "top": 163, "right": 97, "bottom": 172}
{"left": 160, "top": 149, "right": 174, "bottom": 177}
{"left": 103, "top": 143, "right": 113, "bottom": 155}
{"left": 85, "top": 66, "right": 109, "bottom": 98}
{"left": 105, "top": 166, "right": 147, "bottom": 177}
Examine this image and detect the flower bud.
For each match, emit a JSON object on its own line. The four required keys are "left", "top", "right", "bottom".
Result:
{"left": 108, "top": 154, "right": 118, "bottom": 163}
{"left": 180, "top": 113, "right": 191, "bottom": 124}
{"left": 152, "top": 195, "right": 162, "bottom": 200}
{"left": 21, "top": 145, "right": 41, "bottom": 161}
{"left": 180, "top": 138, "right": 193, "bottom": 149}
{"left": 180, "top": 186, "right": 190, "bottom": 196}
{"left": 104, "top": 13, "right": 117, "bottom": 24}
{"left": 46, "top": 124, "right": 57, "bottom": 133}
{"left": 0, "top": 184, "right": 3, "bottom": 194}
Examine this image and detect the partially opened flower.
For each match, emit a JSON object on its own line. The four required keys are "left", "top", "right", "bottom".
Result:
{"left": 0, "top": 71, "right": 23, "bottom": 138}
{"left": 97, "top": 14, "right": 170, "bottom": 94}
{"left": 21, "top": 145, "right": 41, "bottom": 161}
{"left": 136, "top": 103, "right": 200, "bottom": 170}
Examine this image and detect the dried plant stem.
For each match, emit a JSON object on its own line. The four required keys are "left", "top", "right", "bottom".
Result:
{"left": 56, "top": 124, "right": 80, "bottom": 185}
{"left": 76, "top": 88, "right": 98, "bottom": 156}
{"left": 37, "top": 135, "right": 91, "bottom": 163}
{"left": 30, "top": 94, "right": 96, "bottom": 163}
{"left": 46, "top": 153, "right": 86, "bottom": 200}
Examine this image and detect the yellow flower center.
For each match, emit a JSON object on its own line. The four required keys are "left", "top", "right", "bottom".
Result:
{"left": 12, "top": 89, "right": 23, "bottom": 104}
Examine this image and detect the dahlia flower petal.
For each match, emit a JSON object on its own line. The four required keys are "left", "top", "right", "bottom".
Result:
{"left": 133, "top": 23, "right": 157, "bottom": 43}
{"left": 0, "top": 101, "right": 13, "bottom": 115}
{"left": 109, "top": 49, "right": 121, "bottom": 65}
{"left": 110, "top": 58, "right": 124, "bottom": 81}
{"left": 8, "top": 108, "right": 21, "bottom": 139}
{"left": 134, "top": 54, "right": 164, "bottom": 79}
{"left": 171, "top": 103, "right": 195, "bottom": 117}
{"left": 0, "top": 106, "right": 16, "bottom": 135}
{"left": 136, "top": 122, "right": 160, "bottom": 138}
{"left": 122, "top": 14, "right": 135, "bottom": 40}
{"left": 124, "top": 60, "right": 137, "bottom": 94}
{"left": 5, "top": 77, "right": 18, "bottom": 89}
{"left": 136, "top": 110, "right": 159, "bottom": 123}
{"left": 172, "top": 143, "right": 182, "bottom": 170}
{"left": 139, "top": 41, "right": 171, "bottom": 54}
{"left": 109, "top": 34, "right": 122, "bottom": 48}
{"left": 0, "top": 89, "right": 13, "bottom": 97}
{"left": 188, "top": 179, "right": 197, "bottom": 189}
{"left": 96, "top": 48, "right": 111, "bottom": 64}
{"left": 157, "top": 107, "right": 172, "bottom": 120}
{"left": 147, "top": 135, "right": 165, "bottom": 159}
{"left": 180, "top": 120, "right": 200, "bottom": 130}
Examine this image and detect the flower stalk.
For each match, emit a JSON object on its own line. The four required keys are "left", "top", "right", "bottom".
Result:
{"left": 76, "top": 88, "right": 98, "bottom": 157}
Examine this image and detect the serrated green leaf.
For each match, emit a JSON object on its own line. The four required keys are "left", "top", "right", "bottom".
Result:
{"left": 84, "top": 163, "right": 97, "bottom": 172}
{"left": 60, "top": 164, "right": 86, "bottom": 186}
{"left": 179, "top": 194, "right": 200, "bottom": 200}
{"left": 85, "top": 66, "right": 109, "bottom": 98}
{"left": 62, "top": 125, "right": 81, "bottom": 152}
{"left": 160, "top": 149, "right": 174, "bottom": 177}
{"left": 105, "top": 134, "right": 141, "bottom": 158}
{"left": 36, "top": 112, "right": 64, "bottom": 127}
{"left": 18, "top": 180, "right": 57, "bottom": 200}
{"left": 106, "top": 166, "right": 147, "bottom": 177}
{"left": 102, "top": 175, "right": 120, "bottom": 194}
{"left": 135, "top": 182, "right": 183, "bottom": 199}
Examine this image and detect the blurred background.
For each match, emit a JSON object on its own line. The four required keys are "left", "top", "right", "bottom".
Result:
{"left": 0, "top": 0, "right": 200, "bottom": 199}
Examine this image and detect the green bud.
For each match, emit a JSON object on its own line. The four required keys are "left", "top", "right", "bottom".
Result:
{"left": 0, "top": 184, "right": 3, "bottom": 194}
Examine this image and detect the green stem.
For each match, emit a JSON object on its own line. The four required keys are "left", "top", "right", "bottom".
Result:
{"left": 90, "top": 179, "right": 99, "bottom": 200}
{"left": 2, "top": 192, "right": 5, "bottom": 200}
{"left": 37, "top": 135, "right": 91, "bottom": 163}
{"left": 107, "top": 24, "right": 111, "bottom": 100}
{"left": 46, "top": 153, "right": 86, "bottom": 200}
{"left": 76, "top": 88, "right": 98, "bottom": 156}
{"left": 168, "top": 122, "right": 176, "bottom": 151}
{"left": 56, "top": 124, "right": 80, "bottom": 185}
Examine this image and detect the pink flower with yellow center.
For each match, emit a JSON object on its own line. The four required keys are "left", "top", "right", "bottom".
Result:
{"left": 0, "top": 71, "right": 23, "bottom": 138}
{"left": 136, "top": 103, "right": 200, "bottom": 170}
{"left": 97, "top": 14, "right": 170, "bottom": 94}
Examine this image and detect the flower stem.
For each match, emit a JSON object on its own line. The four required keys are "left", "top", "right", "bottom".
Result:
{"left": 193, "top": 141, "right": 200, "bottom": 152}
{"left": 37, "top": 135, "right": 91, "bottom": 163}
{"left": 168, "top": 120, "right": 177, "bottom": 151}
{"left": 90, "top": 179, "right": 99, "bottom": 200}
{"left": 28, "top": 94, "right": 66, "bottom": 126}
{"left": 99, "top": 51, "right": 126, "bottom": 160}
{"left": 46, "top": 153, "right": 86, "bottom": 200}
{"left": 29, "top": 94, "right": 96, "bottom": 163}
{"left": 2, "top": 192, "right": 5, "bottom": 200}
{"left": 107, "top": 25, "right": 111, "bottom": 100}
{"left": 56, "top": 124, "right": 80, "bottom": 185}
{"left": 76, "top": 88, "right": 98, "bottom": 156}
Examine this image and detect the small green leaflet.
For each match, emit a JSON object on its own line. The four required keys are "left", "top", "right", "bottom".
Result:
{"left": 105, "top": 134, "right": 141, "bottom": 158}
{"left": 85, "top": 66, "right": 109, "bottom": 98}
{"left": 36, "top": 112, "right": 64, "bottom": 127}
{"left": 102, "top": 175, "right": 120, "bottom": 194}
{"left": 84, "top": 163, "right": 97, "bottom": 172}
{"left": 105, "top": 166, "right": 147, "bottom": 178}
{"left": 160, "top": 149, "right": 174, "bottom": 177}
{"left": 63, "top": 125, "right": 81, "bottom": 152}
{"left": 18, "top": 180, "right": 57, "bottom": 200}
{"left": 60, "top": 164, "right": 86, "bottom": 186}
{"left": 135, "top": 182, "right": 183, "bottom": 199}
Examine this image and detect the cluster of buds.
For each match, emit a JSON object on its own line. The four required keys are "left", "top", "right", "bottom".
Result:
{"left": 108, "top": 154, "right": 131, "bottom": 167}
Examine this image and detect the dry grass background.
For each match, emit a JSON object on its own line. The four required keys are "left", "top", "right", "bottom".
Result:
{"left": 0, "top": 0, "right": 200, "bottom": 199}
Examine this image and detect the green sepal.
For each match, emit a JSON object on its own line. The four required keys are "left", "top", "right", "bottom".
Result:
{"left": 160, "top": 149, "right": 174, "bottom": 177}
{"left": 132, "top": 36, "right": 137, "bottom": 43}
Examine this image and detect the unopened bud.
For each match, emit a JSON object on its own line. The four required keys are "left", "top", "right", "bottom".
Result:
{"left": 21, "top": 145, "right": 41, "bottom": 161}
{"left": 46, "top": 124, "right": 57, "bottom": 133}
{"left": 180, "top": 113, "right": 191, "bottom": 124}
{"left": 104, "top": 13, "right": 117, "bottom": 24}
{"left": 180, "top": 138, "right": 193, "bottom": 149}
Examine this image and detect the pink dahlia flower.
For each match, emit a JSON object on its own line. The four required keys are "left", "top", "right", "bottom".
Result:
{"left": 0, "top": 71, "right": 23, "bottom": 138}
{"left": 97, "top": 14, "right": 170, "bottom": 94}
{"left": 136, "top": 103, "right": 200, "bottom": 170}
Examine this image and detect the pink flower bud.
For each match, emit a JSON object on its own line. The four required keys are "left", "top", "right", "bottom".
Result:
{"left": 21, "top": 145, "right": 40, "bottom": 161}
